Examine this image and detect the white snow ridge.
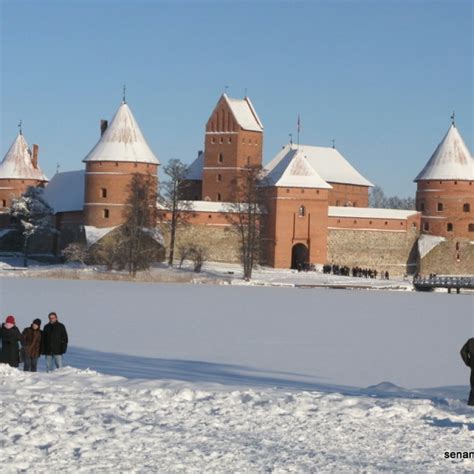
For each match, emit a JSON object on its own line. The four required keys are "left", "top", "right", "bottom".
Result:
{"left": 1, "top": 364, "right": 472, "bottom": 472}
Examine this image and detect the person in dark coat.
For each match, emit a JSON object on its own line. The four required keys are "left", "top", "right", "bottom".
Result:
{"left": 460, "top": 338, "right": 474, "bottom": 406}
{"left": 42, "top": 312, "right": 68, "bottom": 372}
{"left": 22, "top": 319, "right": 42, "bottom": 372}
{"left": 0, "top": 315, "right": 23, "bottom": 368}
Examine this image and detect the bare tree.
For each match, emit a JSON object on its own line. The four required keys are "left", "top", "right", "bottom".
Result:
{"left": 369, "top": 185, "right": 416, "bottom": 210}
{"left": 10, "top": 187, "right": 55, "bottom": 267}
{"left": 224, "top": 165, "right": 266, "bottom": 280}
{"left": 161, "top": 159, "right": 191, "bottom": 266}
{"left": 177, "top": 243, "right": 207, "bottom": 272}
{"left": 121, "top": 173, "right": 160, "bottom": 277}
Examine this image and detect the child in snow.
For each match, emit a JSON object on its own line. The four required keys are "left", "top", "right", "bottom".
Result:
{"left": 0, "top": 315, "right": 23, "bottom": 368}
{"left": 22, "top": 319, "right": 42, "bottom": 372}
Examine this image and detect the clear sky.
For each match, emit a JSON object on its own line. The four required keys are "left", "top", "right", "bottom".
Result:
{"left": 1, "top": 0, "right": 472, "bottom": 196}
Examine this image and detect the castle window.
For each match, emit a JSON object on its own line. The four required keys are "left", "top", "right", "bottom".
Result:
{"left": 463, "top": 203, "right": 470, "bottom": 212}
{"left": 298, "top": 205, "right": 306, "bottom": 217}
{"left": 353, "top": 220, "right": 357, "bottom": 224}
{"left": 316, "top": 190, "right": 319, "bottom": 194}
{"left": 115, "top": 162, "right": 119, "bottom": 167}
{"left": 1, "top": 199, "right": 6, "bottom": 207}
{"left": 420, "top": 202, "right": 425, "bottom": 212}
{"left": 454, "top": 181, "right": 458, "bottom": 185}
{"left": 228, "top": 137, "right": 232, "bottom": 143}
{"left": 369, "top": 221, "right": 372, "bottom": 225}
{"left": 447, "top": 223, "right": 453, "bottom": 232}
{"left": 424, "top": 222, "right": 429, "bottom": 231}
{"left": 469, "top": 224, "right": 474, "bottom": 232}
{"left": 219, "top": 137, "right": 224, "bottom": 144}
{"left": 400, "top": 222, "right": 403, "bottom": 225}
{"left": 211, "top": 137, "right": 216, "bottom": 144}
{"left": 208, "top": 214, "right": 212, "bottom": 219}
{"left": 100, "top": 188, "right": 107, "bottom": 198}
{"left": 385, "top": 221, "right": 388, "bottom": 225}
{"left": 412, "top": 222, "right": 417, "bottom": 228}
{"left": 217, "top": 193, "right": 221, "bottom": 201}
{"left": 437, "top": 203, "right": 443, "bottom": 211}
{"left": 103, "top": 209, "right": 109, "bottom": 219}
{"left": 217, "top": 174, "right": 222, "bottom": 182}
{"left": 218, "top": 153, "right": 223, "bottom": 163}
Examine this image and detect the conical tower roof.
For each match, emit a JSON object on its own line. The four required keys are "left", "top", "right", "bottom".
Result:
{"left": 414, "top": 124, "right": 474, "bottom": 181}
{"left": 0, "top": 133, "right": 48, "bottom": 181}
{"left": 83, "top": 102, "right": 159, "bottom": 165}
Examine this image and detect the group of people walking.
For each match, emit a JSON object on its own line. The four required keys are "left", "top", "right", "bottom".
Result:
{"left": 0, "top": 313, "right": 68, "bottom": 372}
{"left": 322, "top": 263, "right": 389, "bottom": 280}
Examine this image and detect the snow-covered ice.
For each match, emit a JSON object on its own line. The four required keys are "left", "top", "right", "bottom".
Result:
{"left": 1, "top": 364, "right": 473, "bottom": 472}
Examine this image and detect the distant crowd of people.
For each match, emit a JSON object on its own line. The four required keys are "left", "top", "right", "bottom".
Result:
{"left": 322, "top": 264, "right": 390, "bottom": 280}
{"left": 0, "top": 313, "right": 68, "bottom": 372}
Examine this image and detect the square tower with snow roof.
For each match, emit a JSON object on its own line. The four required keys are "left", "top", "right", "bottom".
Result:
{"left": 202, "top": 94, "right": 263, "bottom": 202}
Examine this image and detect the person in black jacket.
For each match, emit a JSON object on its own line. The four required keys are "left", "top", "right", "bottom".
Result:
{"left": 42, "top": 312, "right": 68, "bottom": 372}
{"left": 0, "top": 315, "right": 23, "bottom": 368}
{"left": 460, "top": 338, "right": 474, "bottom": 406}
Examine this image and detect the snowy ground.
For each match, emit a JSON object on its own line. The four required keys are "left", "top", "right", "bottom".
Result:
{"left": 0, "top": 255, "right": 416, "bottom": 290}
{"left": 1, "top": 275, "right": 473, "bottom": 471}
{"left": 1, "top": 364, "right": 473, "bottom": 472}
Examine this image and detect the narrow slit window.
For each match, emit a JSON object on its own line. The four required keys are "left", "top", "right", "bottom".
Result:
{"left": 103, "top": 209, "right": 109, "bottom": 219}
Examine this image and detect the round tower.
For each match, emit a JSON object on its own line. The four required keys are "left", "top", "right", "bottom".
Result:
{"left": 82, "top": 100, "right": 160, "bottom": 228}
{"left": 414, "top": 120, "right": 474, "bottom": 239}
{"left": 0, "top": 129, "right": 48, "bottom": 221}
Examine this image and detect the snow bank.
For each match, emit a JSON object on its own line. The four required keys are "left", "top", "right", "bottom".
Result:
{"left": 0, "top": 364, "right": 472, "bottom": 472}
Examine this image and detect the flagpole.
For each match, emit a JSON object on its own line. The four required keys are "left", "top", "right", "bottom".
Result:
{"left": 297, "top": 114, "right": 300, "bottom": 147}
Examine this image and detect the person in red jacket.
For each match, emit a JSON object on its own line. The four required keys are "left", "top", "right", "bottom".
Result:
{"left": 0, "top": 315, "right": 23, "bottom": 368}
{"left": 460, "top": 338, "right": 474, "bottom": 406}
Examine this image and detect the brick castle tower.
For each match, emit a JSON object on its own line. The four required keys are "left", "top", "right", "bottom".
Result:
{"left": 202, "top": 93, "right": 263, "bottom": 202}
{"left": 414, "top": 119, "right": 473, "bottom": 239}
{"left": 82, "top": 99, "right": 160, "bottom": 228}
{"left": 0, "top": 128, "right": 48, "bottom": 220}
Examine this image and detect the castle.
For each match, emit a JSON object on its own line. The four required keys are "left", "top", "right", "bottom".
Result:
{"left": 1, "top": 94, "right": 473, "bottom": 275}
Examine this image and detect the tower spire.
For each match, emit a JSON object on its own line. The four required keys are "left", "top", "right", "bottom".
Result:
{"left": 122, "top": 84, "right": 127, "bottom": 104}
{"left": 18, "top": 120, "right": 22, "bottom": 135}
{"left": 451, "top": 110, "right": 455, "bottom": 127}
{"left": 331, "top": 138, "right": 336, "bottom": 149}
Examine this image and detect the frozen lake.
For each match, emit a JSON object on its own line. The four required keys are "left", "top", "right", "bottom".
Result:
{"left": 1, "top": 276, "right": 472, "bottom": 389}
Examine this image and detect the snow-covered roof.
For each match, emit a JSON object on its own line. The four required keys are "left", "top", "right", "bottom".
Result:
{"left": 184, "top": 151, "right": 204, "bottom": 180}
{"left": 189, "top": 201, "right": 230, "bottom": 213}
{"left": 83, "top": 102, "right": 159, "bottom": 165}
{"left": 84, "top": 225, "right": 118, "bottom": 247}
{"left": 224, "top": 94, "right": 263, "bottom": 132}
{"left": 266, "top": 145, "right": 373, "bottom": 187}
{"left": 329, "top": 206, "right": 419, "bottom": 220}
{"left": 0, "top": 133, "right": 48, "bottom": 181}
{"left": 42, "top": 170, "right": 85, "bottom": 213}
{"left": 414, "top": 124, "right": 474, "bottom": 181}
{"left": 264, "top": 148, "right": 332, "bottom": 189}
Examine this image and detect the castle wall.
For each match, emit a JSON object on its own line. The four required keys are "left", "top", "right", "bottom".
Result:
{"left": 327, "top": 227, "right": 420, "bottom": 276}
{"left": 328, "top": 183, "right": 370, "bottom": 207}
{"left": 416, "top": 180, "right": 474, "bottom": 238}
{"left": 328, "top": 213, "right": 421, "bottom": 232}
{"left": 418, "top": 239, "right": 474, "bottom": 276}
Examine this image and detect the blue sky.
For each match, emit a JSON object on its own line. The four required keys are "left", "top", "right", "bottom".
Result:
{"left": 1, "top": 0, "right": 472, "bottom": 196}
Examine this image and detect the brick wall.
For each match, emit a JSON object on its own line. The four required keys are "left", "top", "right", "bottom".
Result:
{"left": 327, "top": 227, "right": 420, "bottom": 276}
{"left": 328, "top": 183, "right": 370, "bottom": 207}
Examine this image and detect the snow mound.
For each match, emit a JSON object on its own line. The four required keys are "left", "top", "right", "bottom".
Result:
{"left": 1, "top": 365, "right": 473, "bottom": 471}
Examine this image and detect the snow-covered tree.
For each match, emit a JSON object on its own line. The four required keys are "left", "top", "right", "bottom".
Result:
{"left": 10, "top": 187, "right": 55, "bottom": 267}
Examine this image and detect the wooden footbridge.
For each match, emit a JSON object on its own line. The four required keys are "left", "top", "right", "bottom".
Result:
{"left": 413, "top": 275, "right": 474, "bottom": 294}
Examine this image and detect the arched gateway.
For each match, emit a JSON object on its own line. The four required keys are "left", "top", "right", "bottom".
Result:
{"left": 291, "top": 243, "right": 308, "bottom": 270}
